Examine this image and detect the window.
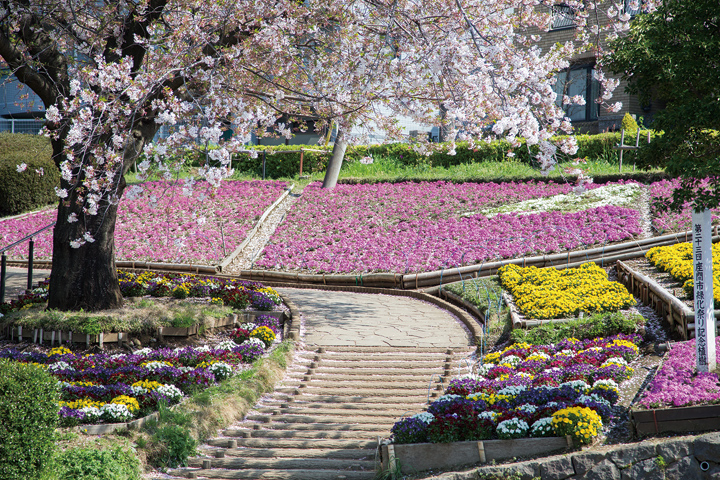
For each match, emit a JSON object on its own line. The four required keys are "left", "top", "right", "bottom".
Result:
{"left": 553, "top": 65, "right": 600, "bottom": 122}
{"left": 550, "top": 4, "right": 576, "bottom": 30}
{"left": 623, "top": 0, "right": 643, "bottom": 17}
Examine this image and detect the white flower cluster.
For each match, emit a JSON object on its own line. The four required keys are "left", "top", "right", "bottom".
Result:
{"left": 239, "top": 323, "right": 257, "bottom": 331}
{"left": 498, "top": 385, "right": 527, "bottom": 396}
{"left": 131, "top": 385, "right": 148, "bottom": 396}
{"left": 478, "top": 411, "right": 500, "bottom": 423}
{"left": 143, "top": 361, "right": 170, "bottom": 371}
{"left": 101, "top": 403, "right": 133, "bottom": 422}
{"left": 516, "top": 403, "right": 537, "bottom": 414}
{"left": 593, "top": 379, "right": 619, "bottom": 390}
{"left": 499, "top": 355, "right": 521, "bottom": 367}
{"left": 412, "top": 412, "right": 435, "bottom": 424}
{"left": 435, "top": 394, "right": 463, "bottom": 402}
{"left": 242, "top": 338, "right": 265, "bottom": 348}
{"left": 47, "top": 361, "right": 75, "bottom": 372}
{"left": 530, "top": 417, "right": 555, "bottom": 437}
{"left": 195, "top": 346, "right": 211, "bottom": 353}
{"left": 561, "top": 380, "right": 590, "bottom": 392}
{"left": 215, "top": 340, "right": 237, "bottom": 351}
{"left": 601, "top": 357, "right": 628, "bottom": 368}
{"left": 80, "top": 406, "right": 102, "bottom": 422}
{"left": 475, "top": 363, "right": 495, "bottom": 376}
{"left": 208, "top": 362, "right": 233, "bottom": 381}
{"left": 578, "top": 394, "right": 611, "bottom": 408}
{"left": 133, "top": 348, "right": 154, "bottom": 356}
{"left": 497, "top": 418, "right": 529, "bottom": 437}
{"left": 156, "top": 384, "right": 184, "bottom": 402}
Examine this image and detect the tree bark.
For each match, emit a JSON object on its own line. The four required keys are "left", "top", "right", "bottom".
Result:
{"left": 321, "top": 128, "right": 348, "bottom": 189}
{"left": 47, "top": 188, "right": 125, "bottom": 311}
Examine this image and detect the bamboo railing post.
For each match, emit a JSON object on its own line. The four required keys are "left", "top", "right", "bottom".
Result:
{"left": 299, "top": 148, "right": 304, "bottom": 177}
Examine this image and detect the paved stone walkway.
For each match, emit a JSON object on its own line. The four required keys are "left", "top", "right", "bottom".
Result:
{"left": 1, "top": 267, "right": 50, "bottom": 301}
{"left": 276, "top": 288, "right": 472, "bottom": 348}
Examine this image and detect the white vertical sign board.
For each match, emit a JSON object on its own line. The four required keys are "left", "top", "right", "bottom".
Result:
{"left": 692, "top": 208, "right": 716, "bottom": 372}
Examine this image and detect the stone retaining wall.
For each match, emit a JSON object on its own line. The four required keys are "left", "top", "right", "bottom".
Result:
{"left": 430, "top": 432, "right": 720, "bottom": 480}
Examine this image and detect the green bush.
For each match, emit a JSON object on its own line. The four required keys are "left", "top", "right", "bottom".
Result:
{"left": 0, "top": 359, "right": 59, "bottom": 480}
{"left": 509, "top": 312, "right": 642, "bottom": 345}
{"left": 143, "top": 404, "right": 197, "bottom": 468}
{"left": 223, "top": 131, "right": 660, "bottom": 178}
{"left": 621, "top": 113, "right": 639, "bottom": 132}
{"left": 0, "top": 133, "right": 59, "bottom": 216}
{"left": 51, "top": 444, "right": 141, "bottom": 480}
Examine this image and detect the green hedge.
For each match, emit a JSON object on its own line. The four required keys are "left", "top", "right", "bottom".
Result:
{"left": 50, "top": 444, "right": 141, "bottom": 480}
{"left": 177, "top": 131, "right": 660, "bottom": 179}
{"left": 0, "top": 359, "right": 59, "bottom": 480}
{"left": 0, "top": 133, "right": 59, "bottom": 216}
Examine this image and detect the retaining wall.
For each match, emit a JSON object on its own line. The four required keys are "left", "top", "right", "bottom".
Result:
{"left": 428, "top": 432, "right": 720, "bottom": 480}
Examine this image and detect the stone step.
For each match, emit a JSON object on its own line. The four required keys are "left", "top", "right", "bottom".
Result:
{"left": 253, "top": 406, "right": 418, "bottom": 417}
{"left": 293, "top": 387, "right": 435, "bottom": 397}
{"left": 169, "top": 468, "right": 376, "bottom": 480}
{"left": 247, "top": 414, "right": 399, "bottom": 425}
{"left": 274, "top": 394, "right": 433, "bottom": 404}
{"left": 187, "top": 456, "right": 376, "bottom": 471}
{"left": 298, "top": 380, "right": 440, "bottom": 389}
{"left": 224, "top": 429, "right": 387, "bottom": 440}
{"left": 306, "top": 359, "right": 447, "bottom": 368}
{"left": 299, "top": 346, "right": 465, "bottom": 354}
{"left": 257, "top": 401, "right": 427, "bottom": 412}
{"left": 204, "top": 438, "right": 377, "bottom": 449}
{"left": 197, "top": 447, "right": 375, "bottom": 460}
{"left": 259, "top": 422, "right": 392, "bottom": 432}
{"left": 301, "top": 367, "right": 446, "bottom": 376}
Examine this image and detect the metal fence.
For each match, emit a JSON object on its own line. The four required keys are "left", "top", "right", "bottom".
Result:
{"left": 0, "top": 118, "right": 45, "bottom": 135}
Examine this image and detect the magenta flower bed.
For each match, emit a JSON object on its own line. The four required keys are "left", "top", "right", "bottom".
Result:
{"left": 257, "top": 181, "right": 642, "bottom": 274}
{"left": 638, "top": 338, "right": 720, "bottom": 409}
{"left": 0, "top": 180, "right": 287, "bottom": 264}
{"left": 649, "top": 179, "right": 720, "bottom": 233}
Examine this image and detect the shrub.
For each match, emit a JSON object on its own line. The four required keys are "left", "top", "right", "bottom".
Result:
{"left": 0, "top": 146, "right": 60, "bottom": 216}
{"left": 621, "top": 113, "right": 639, "bottom": 132}
{"left": 509, "top": 312, "right": 642, "bottom": 345}
{"left": 51, "top": 444, "right": 141, "bottom": 480}
{"left": 144, "top": 404, "right": 197, "bottom": 468}
{"left": 0, "top": 359, "right": 59, "bottom": 480}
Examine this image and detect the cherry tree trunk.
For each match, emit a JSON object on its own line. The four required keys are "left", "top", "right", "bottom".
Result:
{"left": 47, "top": 189, "right": 125, "bottom": 311}
{"left": 321, "top": 128, "right": 348, "bottom": 189}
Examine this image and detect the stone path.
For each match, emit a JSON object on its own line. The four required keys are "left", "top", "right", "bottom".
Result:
{"left": 277, "top": 288, "right": 472, "bottom": 348}
{"left": 170, "top": 289, "right": 476, "bottom": 479}
{"left": 1, "top": 267, "right": 50, "bottom": 301}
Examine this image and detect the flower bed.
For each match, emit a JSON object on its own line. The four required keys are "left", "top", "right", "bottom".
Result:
{"left": 257, "top": 181, "right": 642, "bottom": 274}
{"left": 390, "top": 335, "right": 641, "bottom": 445}
{"left": 0, "top": 180, "right": 288, "bottom": 264}
{"left": 0, "top": 314, "right": 282, "bottom": 426}
{"left": 646, "top": 242, "right": 720, "bottom": 303}
{"left": 0, "top": 271, "right": 283, "bottom": 337}
{"left": 649, "top": 179, "right": 720, "bottom": 233}
{"left": 637, "top": 338, "right": 720, "bottom": 409}
{"left": 498, "top": 263, "right": 636, "bottom": 319}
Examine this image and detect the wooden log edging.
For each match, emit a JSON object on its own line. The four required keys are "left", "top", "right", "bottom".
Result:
{"left": 2, "top": 312, "right": 253, "bottom": 345}
{"left": 615, "top": 260, "right": 694, "bottom": 340}
{"left": 218, "top": 185, "right": 294, "bottom": 273}
{"left": 265, "top": 283, "right": 483, "bottom": 346}
{"left": 428, "top": 288, "right": 487, "bottom": 327}
{"left": 380, "top": 436, "right": 574, "bottom": 475}
{"left": 73, "top": 410, "right": 160, "bottom": 435}
{"left": 631, "top": 404, "right": 720, "bottom": 437}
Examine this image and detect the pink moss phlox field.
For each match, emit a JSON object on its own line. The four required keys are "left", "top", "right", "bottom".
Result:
{"left": 0, "top": 180, "right": 287, "bottom": 264}
{"left": 638, "top": 338, "right": 720, "bottom": 409}
{"left": 649, "top": 179, "right": 720, "bottom": 233}
{"left": 257, "top": 181, "right": 642, "bottom": 274}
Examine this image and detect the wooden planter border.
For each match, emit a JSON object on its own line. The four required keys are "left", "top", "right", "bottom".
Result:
{"left": 381, "top": 436, "right": 573, "bottom": 475}
{"left": 632, "top": 404, "right": 720, "bottom": 436}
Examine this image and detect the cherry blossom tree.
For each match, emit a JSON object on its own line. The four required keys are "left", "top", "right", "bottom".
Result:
{"left": 0, "top": 0, "right": 655, "bottom": 311}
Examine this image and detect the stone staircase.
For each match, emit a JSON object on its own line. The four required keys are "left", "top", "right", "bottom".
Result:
{"left": 170, "top": 346, "right": 475, "bottom": 479}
